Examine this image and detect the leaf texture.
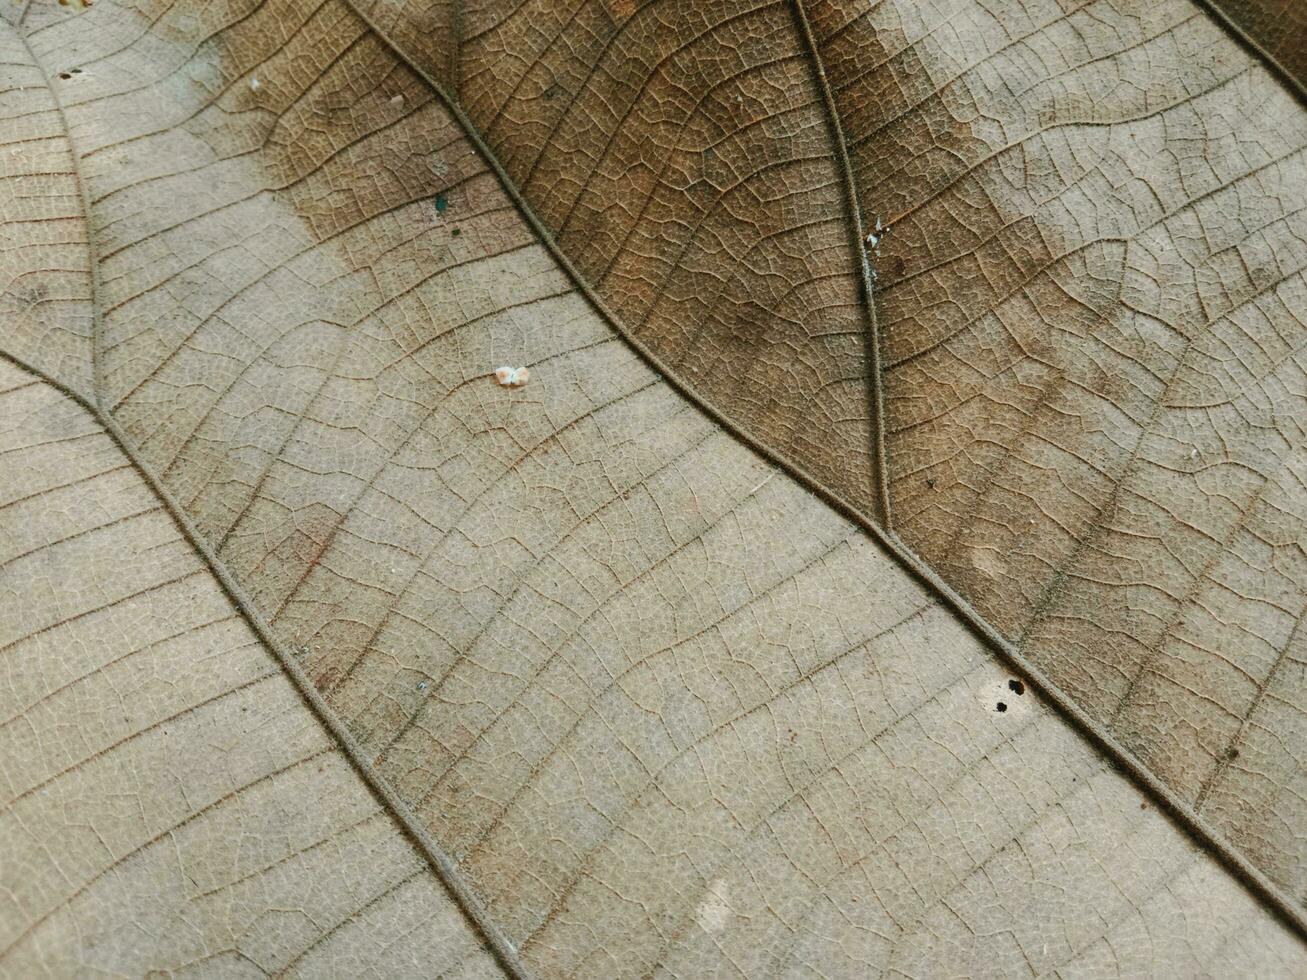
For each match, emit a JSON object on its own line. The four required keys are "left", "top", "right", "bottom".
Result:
{"left": 804, "top": 0, "right": 1307, "bottom": 902}
{"left": 2, "top": 0, "right": 1307, "bottom": 976}
{"left": 352, "top": 0, "right": 1307, "bottom": 911}
{"left": 1195, "top": 0, "right": 1307, "bottom": 97}
{"left": 0, "top": 360, "right": 500, "bottom": 977}
{"left": 351, "top": 0, "right": 886, "bottom": 519}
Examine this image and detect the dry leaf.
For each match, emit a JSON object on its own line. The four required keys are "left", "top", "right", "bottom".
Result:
{"left": 2, "top": 0, "right": 1306, "bottom": 975}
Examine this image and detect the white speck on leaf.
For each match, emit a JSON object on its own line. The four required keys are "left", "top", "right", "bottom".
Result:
{"left": 249, "top": 76, "right": 261, "bottom": 91}
{"left": 695, "top": 880, "right": 732, "bottom": 934}
{"left": 970, "top": 547, "right": 1004, "bottom": 580}
{"left": 865, "top": 215, "right": 890, "bottom": 249}
{"left": 494, "top": 366, "right": 530, "bottom": 387}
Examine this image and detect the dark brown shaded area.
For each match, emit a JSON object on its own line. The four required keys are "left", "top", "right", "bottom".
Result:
{"left": 355, "top": 0, "right": 883, "bottom": 517}
{"left": 1200, "top": 0, "right": 1307, "bottom": 99}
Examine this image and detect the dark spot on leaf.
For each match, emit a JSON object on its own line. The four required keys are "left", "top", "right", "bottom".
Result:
{"left": 995, "top": 701, "right": 1007, "bottom": 713}
{"left": 59, "top": 72, "right": 72, "bottom": 80}
{"left": 1227, "top": 746, "right": 1240, "bottom": 760}
{"left": 435, "top": 192, "right": 449, "bottom": 214}
{"left": 1008, "top": 678, "right": 1024, "bottom": 695}
{"left": 926, "top": 478, "right": 936, "bottom": 489}
{"left": 451, "top": 227, "right": 461, "bottom": 237}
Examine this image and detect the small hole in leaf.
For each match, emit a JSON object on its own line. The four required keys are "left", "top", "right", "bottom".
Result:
{"left": 1008, "top": 678, "right": 1025, "bottom": 695}
{"left": 995, "top": 701, "right": 1008, "bottom": 713}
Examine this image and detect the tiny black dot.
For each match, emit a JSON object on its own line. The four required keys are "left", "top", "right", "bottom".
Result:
{"left": 926, "top": 478, "right": 936, "bottom": 489}
{"left": 995, "top": 701, "right": 1008, "bottom": 713}
{"left": 59, "top": 72, "right": 72, "bottom": 80}
{"left": 1227, "top": 747, "right": 1240, "bottom": 760}
{"left": 451, "top": 228, "right": 461, "bottom": 237}
{"left": 1008, "top": 678, "right": 1025, "bottom": 695}
{"left": 71, "top": 68, "right": 82, "bottom": 74}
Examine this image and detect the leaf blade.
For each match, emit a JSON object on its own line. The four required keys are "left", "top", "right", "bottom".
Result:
{"left": 0, "top": 358, "right": 501, "bottom": 977}
{"left": 5, "top": 0, "right": 1307, "bottom": 973}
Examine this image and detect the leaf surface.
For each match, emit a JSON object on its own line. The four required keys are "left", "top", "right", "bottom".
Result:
{"left": 805, "top": 0, "right": 1307, "bottom": 901}
{"left": 353, "top": 0, "right": 887, "bottom": 518}
{"left": 1196, "top": 0, "right": 1307, "bottom": 96}
{"left": 0, "top": 368, "right": 498, "bottom": 976}
{"left": 2, "top": 0, "right": 1307, "bottom": 975}
{"left": 355, "top": 0, "right": 1307, "bottom": 912}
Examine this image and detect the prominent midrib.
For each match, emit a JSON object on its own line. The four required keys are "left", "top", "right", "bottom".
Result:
{"left": 788, "top": 0, "right": 892, "bottom": 529}
{"left": 1189, "top": 0, "right": 1307, "bottom": 106}
{"left": 337, "top": 0, "right": 1307, "bottom": 943}
{"left": 0, "top": 345, "right": 532, "bottom": 979}
{"left": 13, "top": 0, "right": 1304, "bottom": 962}
{"left": 8, "top": 21, "right": 529, "bottom": 980}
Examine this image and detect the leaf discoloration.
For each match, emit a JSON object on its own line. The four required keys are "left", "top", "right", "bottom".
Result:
{"left": 4, "top": 0, "right": 1307, "bottom": 974}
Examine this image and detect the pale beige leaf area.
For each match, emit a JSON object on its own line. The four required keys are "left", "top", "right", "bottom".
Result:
{"left": 0, "top": 361, "right": 500, "bottom": 977}
{"left": 1, "top": 0, "right": 1306, "bottom": 977}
